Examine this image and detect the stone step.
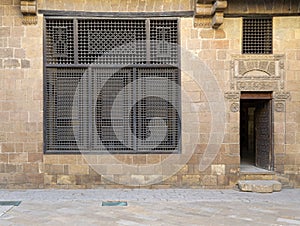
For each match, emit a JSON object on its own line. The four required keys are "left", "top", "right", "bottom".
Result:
{"left": 239, "top": 172, "right": 275, "bottom": 180}
{"left": 238, "top": 180, "right": 282, "bottom": 193}
{"left": 239, "top": 164, "right": 276, "bottom": 180}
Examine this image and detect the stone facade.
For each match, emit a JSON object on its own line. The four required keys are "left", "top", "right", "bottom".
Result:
{"left": 0, "top": 0, "right": 299, "bottom": 188}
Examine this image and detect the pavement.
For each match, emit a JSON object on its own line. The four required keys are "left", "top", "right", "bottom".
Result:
{"left": 0, "top": 188, "right": 299, "bottom": 225}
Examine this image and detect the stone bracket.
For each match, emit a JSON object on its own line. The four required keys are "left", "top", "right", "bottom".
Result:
{"left": 195, "top": 0, "right": 227, "bottom": 29}
{"left": 21, "top": 0, "right": 37, "bottom": 25}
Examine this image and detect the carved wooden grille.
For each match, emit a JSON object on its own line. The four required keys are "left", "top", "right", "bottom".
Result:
{"left": 150, "top": 20, "right": 178, "bottom": 64}
{"left": 44, "top": 17, "right": 180, "bottom": 154}
{"left": 46, "top": 19, "right": 74, "bottom": 64}
{"left": 77, "top": 19, "right": 147, "bottom": 64}
{"left": 242, "top": 18, "right": 272, "bottom": 54}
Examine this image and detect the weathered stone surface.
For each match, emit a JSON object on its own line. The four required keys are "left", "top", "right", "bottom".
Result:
{"left": 57, "top": 175, "right": 76, "bottom": 185}
{"left": 238, "top": 180, "right": 282, "bottom": 193}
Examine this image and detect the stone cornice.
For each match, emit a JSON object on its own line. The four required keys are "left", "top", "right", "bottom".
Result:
{"left": 195, "top": 0, "right": 227, "bottom": 29}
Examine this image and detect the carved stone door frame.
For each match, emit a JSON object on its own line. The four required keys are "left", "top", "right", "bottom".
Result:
{"left": 240, "top": 93, "right": 273, "bottom": 170}
{"left": 225, "top": 54, "right": 290, "bottom": 172}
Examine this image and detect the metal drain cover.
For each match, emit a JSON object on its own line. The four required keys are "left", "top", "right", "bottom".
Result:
{"left": 0, "top": 201, "right": 21, "bottom": 206}
{"left": 102, "top": 201, "right": 127, "bottom": 206}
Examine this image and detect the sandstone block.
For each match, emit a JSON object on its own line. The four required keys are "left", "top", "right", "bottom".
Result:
{"left": 69, "top": 164, "right": 89, "bottom": 175}
{"left": 57, "top": 175, "right": 76, "bottom": 185}
{"left": 8, "top": 152, "right": 27, "bottom": 163}
{"left": 238, "top": 180, "right": 282, "bottom": 193}
{"left": 133, "top": 155, "right": 146, "bottom": 164}
{"left": 0, "top": 27, "right": 10, "bottom": 37}
{"left": 146, "top": 154, "right": 160, "bottom": 164}
{"left": 200, "top": 29, "right": 214, "bottom": 39}
{"left": 4, "top": 59, "right": 20, "bottom": 68}
{"left": 211, "top": 164, "right": 225, "bottom": 175}
{"left": 2, "top": 143, "right": 14, "bottom": 152}
{"left": 21, "top": 59, "right": 30, "bottom": 68}
{"left": 44, "top": 174, "right": 57, "bottom": 185}
{"left": 201, "top": 175, "right": 217, "bottom": 186}
{"left": 45, "top": 164, "right": 65, "bottom": 175}
{"left": 182, "top": 175, "right": 201, "bottom": 186}
{"left": 0, "top": 48, "right": 13, "bottom": 58}
{"left": 23, "top": 163, "right": 39, "bottom": 173}
{"left": 211, "top": 40, "right": 229, "bottom": 49}
{"left": 215, "top": 29, "right": 226, "bottom": 39}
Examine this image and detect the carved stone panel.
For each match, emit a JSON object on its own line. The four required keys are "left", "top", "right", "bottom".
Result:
{"left": 236, "top": 81, "right": 279, "bottom": 91}
{"left": 224, "top": 91, "right": 240, "bottom": 102}
{"left": 231, "top": 55, "right": 284, "bottom": 82}
{"left": 274, "top": 102, "right": 285, "bottom": 112}
{"left": 230, "top": 103, "right": 239, "bottom": 112}
{"left": 274, "top": 92, "right": 290, "bottom": 100}
{"left": 226, "top": 54, "right": 290, "bottom": 113}
{"left": 230, "top": 55, "right": 285, "bottom": 92}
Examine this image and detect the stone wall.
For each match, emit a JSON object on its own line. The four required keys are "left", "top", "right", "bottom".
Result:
{"left": 273, "top": 17, "right": 300, "bottom": 187}
{"left": 0, "top": 0, "right": 299, "bottom": 188}
{"left": 39, "top": 0, "right": 195, "bottom": 12}
{"left": 0, "top": 0, "right": 43, "bottom": 188}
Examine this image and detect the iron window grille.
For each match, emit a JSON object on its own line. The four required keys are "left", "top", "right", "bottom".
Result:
{"left": 44, "top": 17, "right": 180, "bottom": 154}
{"left": 242, "top": 17, "right": 273, "bottom": 54}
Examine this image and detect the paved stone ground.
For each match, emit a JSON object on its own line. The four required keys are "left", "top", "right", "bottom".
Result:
{"left": 0, "top": 188, "right": 299, "bottom": 225}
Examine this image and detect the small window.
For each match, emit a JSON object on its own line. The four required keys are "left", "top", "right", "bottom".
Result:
{"left": 242, "top": 17, "right": 272, "bottom": 54}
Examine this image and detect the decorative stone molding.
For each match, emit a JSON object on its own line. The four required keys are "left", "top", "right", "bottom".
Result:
{"left": 194, "top": 0, "right": 227, "bottom": 29}
{"left": 274, "top": 91, "right": 290, "bottom": 112}
{"left": 230, "top": 103, "right": 239, "bottom": 112}
{"left": 274, "top": 102, "right": 285, "bottom": 112}
{"left": 226, "top": 54, "right": 290, "bottom": 112}
{"left": 224, "top": 91, "right": 240, "bottom": 102}
{"left": 236, "top": 81, "right": 278, "bottom": 91}
{"left": 225, "top": 91, "right": 240, "bottom": 112}
{"left": 21, "top": 0, "right": 37, "bottom": 25}
{"left": 274, "top": 91, "right": 290, "bottom": 101}
{"left": 230, "top": 55, "right": 285, "bottom": 91}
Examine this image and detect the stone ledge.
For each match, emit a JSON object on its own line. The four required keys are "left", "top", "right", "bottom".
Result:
{"left": 238, "top": 180, "right": 282, "bottom": 193}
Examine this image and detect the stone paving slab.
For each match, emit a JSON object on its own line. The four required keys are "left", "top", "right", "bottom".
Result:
{"left": 0, "top": 189, "right": 299, "bottom": 225}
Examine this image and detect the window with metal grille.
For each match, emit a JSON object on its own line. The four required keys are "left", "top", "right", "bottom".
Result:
{"left": 242, "top": 17, "right": 273, "bottom": 54}
{"left": 44, "top": 17, "right": 180, "bottom": 154}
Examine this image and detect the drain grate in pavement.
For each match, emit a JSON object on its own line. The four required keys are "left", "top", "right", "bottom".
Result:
{"left": 102, "top": 201, "right": 127, "bottom": 206}
{"left": 0, "top": 201, "right": 21, "bottom": 206}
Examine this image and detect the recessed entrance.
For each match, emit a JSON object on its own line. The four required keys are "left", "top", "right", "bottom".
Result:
{"left": 240, "top": 92, "right": 273, "bottom": 170}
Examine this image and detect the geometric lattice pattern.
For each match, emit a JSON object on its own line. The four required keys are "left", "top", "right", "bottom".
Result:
{"left": 44, "top": 17, "right": 180, "bottom": 154}
{"left": 78, "top": 19, "right": 146, "bottom": 64}
{"left": 45, "top": 68, "right": 86, "bottom": 152}
{"left": 150, "top": 20, "right": 178, "bottom": 64}
{"left": 45, "top": 18, "right": 178, "bottom": 65}
{"left": 45, "top": 19, "right": 74, "bottom": 64}
{"left": 242, "top": 17, "right": 273, "bottom": 54}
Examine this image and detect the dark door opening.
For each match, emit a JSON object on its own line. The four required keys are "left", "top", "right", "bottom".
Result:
{"left": 240, "top": 93, "right": 273, "bottom": 170}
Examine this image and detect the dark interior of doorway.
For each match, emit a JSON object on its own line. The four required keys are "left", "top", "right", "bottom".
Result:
{"left": 240, "top": 97, "right": 272, "bottom": 166}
